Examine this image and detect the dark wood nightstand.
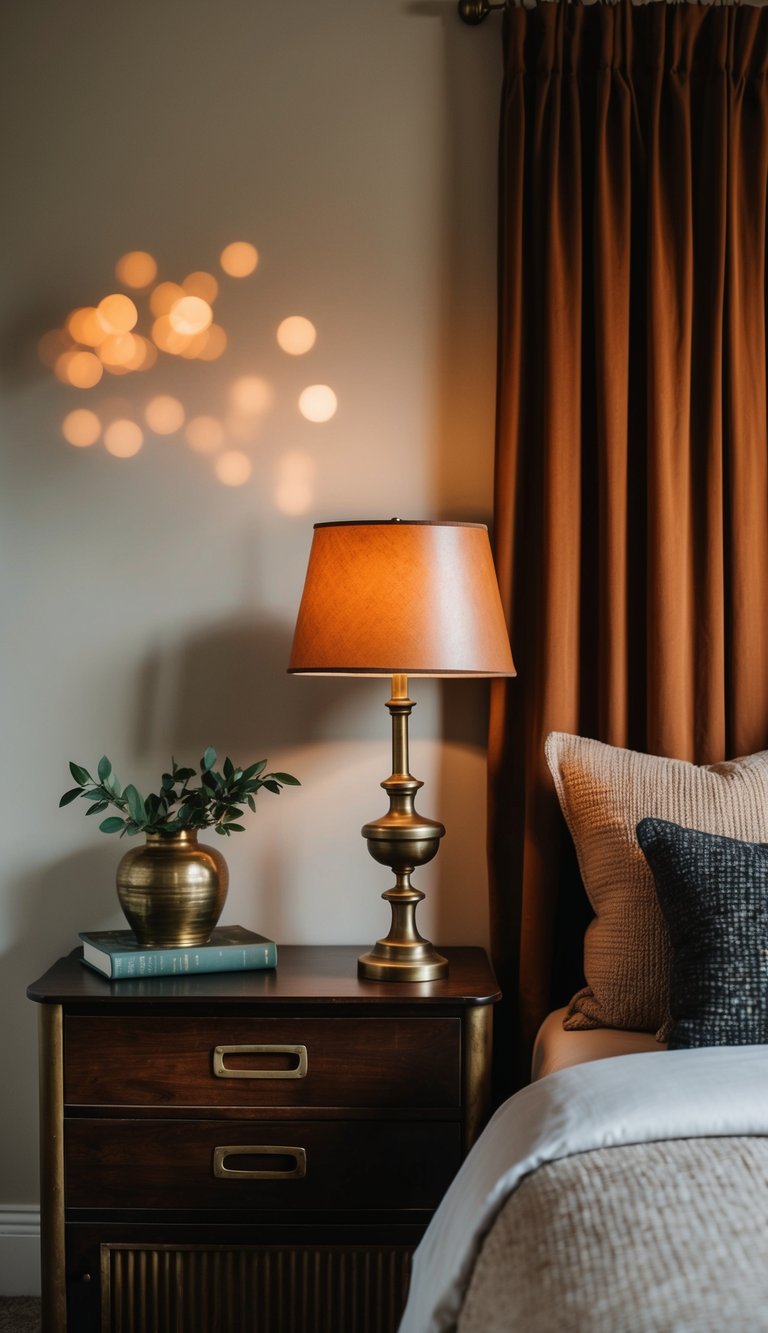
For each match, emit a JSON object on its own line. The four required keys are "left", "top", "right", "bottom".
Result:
{"left": 28, "top": 944, "right": 500, "bottom": 1333}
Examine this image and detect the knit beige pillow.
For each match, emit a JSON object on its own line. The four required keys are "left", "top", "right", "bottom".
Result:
{"left": 545, "top": 733, "right": 768, "bottom": 1038}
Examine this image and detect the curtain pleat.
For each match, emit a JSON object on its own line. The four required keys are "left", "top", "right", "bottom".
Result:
{"left": 489, "top": 0, "right": 768, "bottom": 1088}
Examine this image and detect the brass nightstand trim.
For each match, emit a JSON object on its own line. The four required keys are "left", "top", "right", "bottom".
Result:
{"left": 213, "top": 1144, "right": 307, "bottom": 1179}
{"left": 39, "top": 1003, "right": 66, "bottom": 1333}
{"left": 213, "top": 1042, "right": 308, "bottom": 1079}
{"left": 462, "top": 1004, "right": 493, "bottom": 1152}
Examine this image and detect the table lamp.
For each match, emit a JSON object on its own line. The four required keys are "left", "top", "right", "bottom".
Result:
{"left": 288, "top": 519, "right": 515, "bottom": 981}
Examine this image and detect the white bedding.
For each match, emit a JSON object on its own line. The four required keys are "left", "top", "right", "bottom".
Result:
{"left": 531, "top": 1005, "right": 664, "bottom": 1079}
{"left": 397, "top": 1045, "right": 768, "bottom": 1333}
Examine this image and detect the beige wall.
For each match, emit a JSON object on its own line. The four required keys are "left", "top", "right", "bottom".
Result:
{"left": 0, "top": 0, "right": 501, "bottom": 1231}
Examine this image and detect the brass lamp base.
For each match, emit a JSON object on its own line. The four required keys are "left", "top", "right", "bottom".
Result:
{"left": 358, "top": 936, "right": 448, "bottom": 983}
{"left": 357, "top": 675, "right": 449, "bottom": 983}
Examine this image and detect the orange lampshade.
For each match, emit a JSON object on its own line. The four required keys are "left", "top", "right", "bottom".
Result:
{"left": 288, "top": 519, "right": 515, "bottom": 678}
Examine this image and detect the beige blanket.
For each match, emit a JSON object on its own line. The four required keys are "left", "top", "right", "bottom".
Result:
{"left": 458, "top": 1136, "right": 768, "bottom": 1333}
{"left": 398, "top": 1048, "right": 768, "bottom": 1333}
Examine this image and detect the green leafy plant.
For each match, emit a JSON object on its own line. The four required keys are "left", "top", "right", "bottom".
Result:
{"left": 60, "top": 747, "right": 300, "bottom": 838}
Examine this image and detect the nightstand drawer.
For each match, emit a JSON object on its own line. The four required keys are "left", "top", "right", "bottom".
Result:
{"left": 64, "top": 1015, "right": 460, "bottom": 1109}
{"left": 65, "top": 1118, "right": 462, "bottom": 1212}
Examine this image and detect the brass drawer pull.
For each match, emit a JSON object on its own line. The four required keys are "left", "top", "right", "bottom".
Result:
{"left": 213, "top": 1043, "right": 308, "bottom": 1080}
{"left": 212, "top": 1145, "right": 307, "bottom": 1180}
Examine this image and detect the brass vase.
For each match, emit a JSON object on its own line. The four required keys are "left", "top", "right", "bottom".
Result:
{"left": 116, "top": 830, "right": 229, "bottom": 948}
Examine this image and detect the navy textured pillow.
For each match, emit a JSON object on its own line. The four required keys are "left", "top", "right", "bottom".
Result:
{"left": 636, "top": 817, "right": 768, "bottom": 1050}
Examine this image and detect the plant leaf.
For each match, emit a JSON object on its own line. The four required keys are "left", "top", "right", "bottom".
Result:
{"left": 99, "top": 816, "right": 125, "bottom": 834}
{"left": 59, "top": 787, "right": 83, "bottom": 807}
{"left": 262, "top": 780, "right": 281, "bottom": 794}
{"left": 97, "top": 755, "right": 112, "bottom": 783}
{"left": 85, "top": 801, "right": 109, "bottom": 815}
{"left": 271, "top": 773, "right": 301, "bottom": 785}
{"left": 242, "top": 760, "right": 267, "bottom": 780}
{"left": 224, "top": 822, "right": 245, "bottom": 832}
{"left": 202, "top": 746, "right": 217, "bottom": 772}
{"left": 144, "top": 794, "right": 161, "bottom": 820}
{"left": 124, "top": 784, "right": 146, "bottom": 825}
{"left": 69, "top": 761, "right": 91, "bottom": 786}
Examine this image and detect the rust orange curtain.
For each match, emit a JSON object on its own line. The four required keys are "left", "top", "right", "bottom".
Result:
{"left": 489, "top": 0, "right": 768, "bottom": 1086}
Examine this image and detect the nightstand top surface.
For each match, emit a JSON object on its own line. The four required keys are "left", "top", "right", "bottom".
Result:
{"left": 27, "top": 944, "right": 500, "bottom": 1007}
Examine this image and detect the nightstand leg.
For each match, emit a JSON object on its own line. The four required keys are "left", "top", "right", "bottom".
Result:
{"left": 39, "top": 1004, "right": 66, "bottom": 1333}
{"left": 462, "top": 1005, "right": 493, "bottom": 1153}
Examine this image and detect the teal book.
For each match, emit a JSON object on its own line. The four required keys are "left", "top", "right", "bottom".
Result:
{"left": 78, "top": 925, "right": 277, "bottom": 980}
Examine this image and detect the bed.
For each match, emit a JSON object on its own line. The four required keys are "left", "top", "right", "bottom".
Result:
{"left": 398, "top": 733, "right": 768, "bottom": 1333}
{"left": 530, "top": 1006, "right": 663, "bottom": 1081}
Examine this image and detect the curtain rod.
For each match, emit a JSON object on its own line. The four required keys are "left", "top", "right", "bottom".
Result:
{"left": 459, "top": 0, "right": 763, "bottom": 21}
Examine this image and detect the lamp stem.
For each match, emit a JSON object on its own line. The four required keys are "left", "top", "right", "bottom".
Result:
{"left": 390, "top": 672, "right": 410, "bottom": 777}
{"left": 357, "top": 676, "right": 448, "bottom": 982}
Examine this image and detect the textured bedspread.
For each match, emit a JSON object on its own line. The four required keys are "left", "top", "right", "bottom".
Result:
{"left": 458, "top": 1136, "right": 768, "bottom": 1332}
{"left": 398, "top": 1046, "right": 768, "bottom": 1333}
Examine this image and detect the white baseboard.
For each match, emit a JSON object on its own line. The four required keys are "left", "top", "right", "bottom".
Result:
{"left": 0, "top": 1209, "right": 41, "bottom": 1296}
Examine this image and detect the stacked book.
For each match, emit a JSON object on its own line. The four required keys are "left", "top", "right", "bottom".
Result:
{"left": 79, "top": 925, "right": 277, "bottom": 980}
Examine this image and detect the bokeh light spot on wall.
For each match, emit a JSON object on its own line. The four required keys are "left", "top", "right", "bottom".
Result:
{"left": 98, "top": 294, "right": 138, "bottom": 334}
{"left": 185, "top": 416, "right": 225, "bottom": 454}
{"left": 115, "top": 251, "right": 158, "bottom": 289}
{"left": 150, "top": 282, "right": 185, "bottom": 317}
{"left": 151, "top": 315, "right": 194, "bottom": 356}
{"left": 104, "top": 419, "right": 143, "bottom": 458}
{"left": 56, "top": 349, "right": 104, "bottom": 388}
{"left": 220, "top": 241, "right": 259, "bottom": 278}
{"left": 98, "top": 333, "right": 138, "bottom": 369}
{"left": 298, "top": 384, "right": 337, "bottom": 423}
{"left": 183, "top": 271, "right": 219, "bottom": 303}
{"left": 274, "top": 450, "right": 316, "bottom": 515}
{"left": 196, "top": 324, "right": 227, "bottom": 360}
{"left": 62, "top": 408, "right": 101, "bottom": 448}
{"left": 145, "top": 395, "right": 185, "bottom": 435}
{"left": 230, "top": 375, "right": 274, "bottom": 415}
{"left": 169, "top": 295, "right": 213, "bottom": 336}
{"left": 68, "top": 306, "right": 107, "bottom": 347}
{"left": 277, "top": 316, "right": 317, "bottom": 356}
{"left": 123, "top": 335, "right": 156, "bottom": 372}
{"left": 214, "top": 450, "right": 252, "bottom": 486}
{"left": 178, "top": 330, "right": 211, "bottom": 359}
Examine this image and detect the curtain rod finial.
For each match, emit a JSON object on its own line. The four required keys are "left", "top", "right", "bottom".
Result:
{"left": 458, "top": 0, "right": 502, "bottom": 26}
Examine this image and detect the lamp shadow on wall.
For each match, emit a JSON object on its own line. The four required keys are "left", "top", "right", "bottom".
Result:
{"left": 129, "top": 613, "right": 388, "bottom": 942}
{"left": 138, "top": 609, "right": 489, "bottom": 752}
{"left": 131, "top": 611, "right": 383, "bottom": 761}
